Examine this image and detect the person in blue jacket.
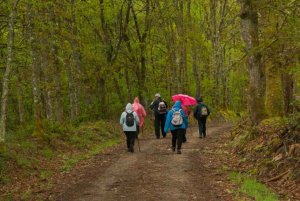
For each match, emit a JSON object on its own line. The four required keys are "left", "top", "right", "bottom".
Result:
{"left": 164, "top": 101, "right": 188, "bottom": 154}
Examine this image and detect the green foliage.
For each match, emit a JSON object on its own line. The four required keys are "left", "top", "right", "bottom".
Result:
{"left": 61, "top": 138, "right": 120, "bottom": 172}
{"left": 39, "top": 147, "right": 54, "bottom": 159}
{"left": 39, "top": 170, "right": 53, "bottom": 181}
{"left": 229, "top": 172, "right": 279, "bottom": 201}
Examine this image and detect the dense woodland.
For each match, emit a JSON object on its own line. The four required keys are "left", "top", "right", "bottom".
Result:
{"left": 0, "top": 0, "right": 300, "bottom": 200}
{"left": 0, "top": 0, "right": 299, "bottom": 139}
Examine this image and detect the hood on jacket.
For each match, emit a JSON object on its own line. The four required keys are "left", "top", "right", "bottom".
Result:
{"left": 172, "top": 101, "right": 182, "bottom": 110}
{"left": 197, "top": 96, "right": 203, "bottom": 103}
{"left": 126, "top": 103, "right": 133, "bottom": 112}
{"left": 134, "top": 97, "right": 140, "bottom": 104}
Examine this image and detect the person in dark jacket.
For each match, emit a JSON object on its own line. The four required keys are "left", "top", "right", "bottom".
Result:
{"left": 164, "top": 101, "right": 188, "bottom": 154}
{"left": 193, "top": 97, "right": 210, "bottom": 138}
{"left": 150, "top": 93, "right": 168, "bottom": 139}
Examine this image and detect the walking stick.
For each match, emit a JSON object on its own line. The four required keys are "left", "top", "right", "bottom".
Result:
{"left": 137, "top": 127, "right": 142, "bottom": 152}
{"left": 137, "top": 135, "right": 141, "bottom": 152}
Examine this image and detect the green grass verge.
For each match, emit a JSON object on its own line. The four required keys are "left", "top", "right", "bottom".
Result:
{"left": 61, "top": 138, "right": 120, "bottom": 172}
{"left": 229, "top": 172, "right": 279, "bottom": 201}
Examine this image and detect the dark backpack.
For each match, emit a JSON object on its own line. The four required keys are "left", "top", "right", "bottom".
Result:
{"left": 125, "top": 112, "right": 134, "bottom": 127}
{"left": 199, "top": 105, "right": 209, "bottom": 117}
{"left": 158, "top": 101, "right": 167, "bottom": 114}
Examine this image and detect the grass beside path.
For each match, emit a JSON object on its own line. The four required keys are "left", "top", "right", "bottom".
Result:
{"left": 229, "top": 172, "right": 279, "bottom": 201}
{"left": 0, "top": 120, "right": 123, "bottom": 200}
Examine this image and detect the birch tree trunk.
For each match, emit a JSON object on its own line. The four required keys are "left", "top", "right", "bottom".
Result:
{"left": 0, "top": 0, "right": 19, "bottom": 142}
{"left": 239, "top": 0, "right": 266, "bottom": 124}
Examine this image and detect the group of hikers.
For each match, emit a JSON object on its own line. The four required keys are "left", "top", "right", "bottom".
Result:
{"left": 119, "top": 93, "right": 210, "bottom": 154}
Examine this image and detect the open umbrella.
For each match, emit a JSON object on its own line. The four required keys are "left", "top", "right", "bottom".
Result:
{"left": 171, "top": 94, "right": 197, "bottom": 106}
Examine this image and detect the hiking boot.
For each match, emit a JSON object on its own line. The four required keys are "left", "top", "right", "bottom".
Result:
{"left": 130, "top": 147, "right": 134, "bottom": 153}
{"left": 177, "top": 150, "right": 182, "bottom": 154}
{"left": 172, "top": 147, "right": 175, "bottom": 152}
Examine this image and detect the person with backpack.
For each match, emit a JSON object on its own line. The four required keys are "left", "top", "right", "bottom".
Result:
{"left": 120, "top": 103, "right": 140, "bottom": 152}
{"left": 150, "top": 93, "right": 168, "bottom": 139}
{"left": 164, "top": 101, "right": 188, "bottom": 154}
{"left": 181, "top": 104, "right": 190, "bottom": 143}
{"left": 132, "top": 97, "right": 147, "bottom": 138}
{"left": 193, "top": 97, "right": 210, "bottom": 138}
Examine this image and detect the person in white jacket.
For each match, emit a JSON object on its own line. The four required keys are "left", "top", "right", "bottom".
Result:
{"left": 120, "top": 103, "right": 140, "bottom": 152}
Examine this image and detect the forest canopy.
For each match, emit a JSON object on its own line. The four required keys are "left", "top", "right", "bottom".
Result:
{"left": 0, "top": 0, "right": 299, "bottom": 141}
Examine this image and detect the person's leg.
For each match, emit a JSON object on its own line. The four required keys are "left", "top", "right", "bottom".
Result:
{"left": 160, "top": 115, "right": 166, "bottom": 138}
{"left": 177, "top": 129, "right": 184, "bottom": 154}
{"left": 197, "top": 119, "right": 203, "bottom": 138}
{"left": 202, "top": 118, "right": 207, "bottom": 137}
{"left": 129, "top": 131, "right": 136, "bottom": 152}
{"left": 182, "top": 129, "right": 187, "bottom": 142}
{"left": 171, "top": 130, "right": 177, "bottom": 151}
{"left": 136, "top": 126, "right": 140, "bottom": 139}
{"left": 154, "top": 116, "right": 160, "bottom": 139}
{"left": 124, "top": 132, "right": 130, "bottom": 151}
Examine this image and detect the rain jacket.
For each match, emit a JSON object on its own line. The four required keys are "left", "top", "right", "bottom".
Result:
{"left": 150, "top": 97, "right": 168, "bottom": 116}
{"left": 132, "top": 97, "right": 147, "bottom": 127}
{"left": 164, "top": 101, "right": 188, "bottom": 133}
{"left": 181, "top": 104, "right": 190, "bottom": 116}
{"left": 120, "top": 103, "right": 140, "bottom": 132}
{"left": 193, "top": 102, "right": 210, "bottom": 119}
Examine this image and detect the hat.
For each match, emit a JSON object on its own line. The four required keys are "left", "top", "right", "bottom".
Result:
{"left": 155, "top": 93, "right": 161, "bottom": 97}
{"left": 197, "top": 96, "right": 203, "bottom": 102}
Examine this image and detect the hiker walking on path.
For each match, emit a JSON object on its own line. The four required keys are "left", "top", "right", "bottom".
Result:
{"left": 193, "top": 97, "right": 210, "bottom": 138}
{"left": 181, "top": 104, "right": 190, "bottom": 143}
{"left": 164, "top": 101, "right": 188, "bottom": 154}
{"left": 132, "top": 97, "right": 147, "bottom": 138}
{"left": 120, "top": 103, "right": 140, "bottom": 152}
{"left": 150, "top": 93, "right": 168, "bottom": 139}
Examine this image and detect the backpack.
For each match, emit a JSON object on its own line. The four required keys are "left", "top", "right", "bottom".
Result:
{"left": 199, "top": 105, "right": 208, "bottom": 117}
{"left": 171, "top": 109, "right": 183, "bottom": 127}
{"left": 158, "top": 101, "right": 167, "bottom": 114}
{"left": 125, "top": 112, "right": 135, "bottom": 127}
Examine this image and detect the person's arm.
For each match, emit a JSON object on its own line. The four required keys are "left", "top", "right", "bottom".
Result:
{"left": 164, "top": 100, "right": 168, "bottom": 109}
{"left": 164, "top": 110, "right": 172, "bottom": 133}
{"left": 149, "top": 100, "right": 155, "bottom": 110}
{"left": 207, "top": 104, "right": 211, "bottom": 116}
{"left": 193, "top": 105, "right": 198, "bottom": 119}
{"left": 141, "top": 105, "right": 147, "bottom": 117}
{"left": 120, "top": 112, "right": 125, "bottom": 125}
{"left": 181, "top": 110, "right": 188, "bottom": 128}
{"left": 134, "top": 112, "right": 140, "bottom": 125}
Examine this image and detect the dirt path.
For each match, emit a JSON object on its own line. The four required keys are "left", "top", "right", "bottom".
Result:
{"left": 55, "top": 123, "right": 234, "bottom": 201}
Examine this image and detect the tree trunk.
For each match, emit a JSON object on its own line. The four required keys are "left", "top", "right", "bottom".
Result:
{"left": 49, "top": 4, "right": 63, "bottom": 122}
{"left": 0, "top": 0, "right": 19, "bottom": 142}
{"left": 239, "top": 0, "right": 266, "bottom": 124}
{"left": 210, "top": 0, "right": 220, "bottom": 106}
{"left": 282, "top": 71, "right": 294, "bottom": 114}
{"left": 27, "top": 3, "right": 43, "bottom": 135}
{"left": 188, "top": 0, "right": 201, "bottom": 97}
{"left": 16, "top": 68, "right": 25, "bottom": 126}
{"left": 69, "top": 0, "right": 80, "bottom": 120}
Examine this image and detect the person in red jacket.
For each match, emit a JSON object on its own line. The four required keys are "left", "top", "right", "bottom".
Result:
{"left": 132, "top": 97, "right": 147, "bottom": 138}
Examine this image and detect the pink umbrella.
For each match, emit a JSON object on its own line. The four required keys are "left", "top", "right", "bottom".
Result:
{"left": 172, "top": 94, "right": 197, "bottom": 106}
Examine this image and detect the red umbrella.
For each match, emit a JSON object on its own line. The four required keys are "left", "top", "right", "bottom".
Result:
{"left": 171, "top": 94, "right": 197, "bottom": 106}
